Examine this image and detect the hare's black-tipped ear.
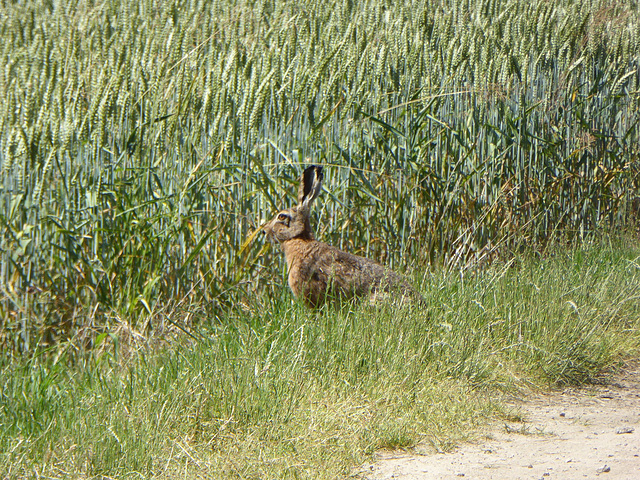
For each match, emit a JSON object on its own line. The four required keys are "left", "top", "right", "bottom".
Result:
{"left": 298, "top": 165, "right": 324, "bottom": 208}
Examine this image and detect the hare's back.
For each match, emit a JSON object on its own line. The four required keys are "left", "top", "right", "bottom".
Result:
{"left": 287, "top": 240, "right": 416, "bottom": 306}
{"left": 317, "top": 244, "right": 407, "bottom": 295}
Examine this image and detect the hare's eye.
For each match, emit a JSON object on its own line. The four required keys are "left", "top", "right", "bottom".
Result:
{"left": 277, "top": 213, "right": 289, "bottom": 221}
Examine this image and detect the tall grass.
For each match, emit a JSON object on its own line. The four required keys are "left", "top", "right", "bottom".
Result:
{"left": 1, "top": 0, "right": 639, "bottom": 354}
{"left": 1, "top": 239, "right": 639, "bottom": 478}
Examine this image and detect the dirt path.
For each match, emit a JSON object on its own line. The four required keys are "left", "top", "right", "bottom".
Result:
{"left": 357, "top": 364, "right": 640, "bottom": 480}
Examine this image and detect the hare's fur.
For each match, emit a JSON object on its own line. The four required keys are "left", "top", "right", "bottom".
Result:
{"left": 264, "top": 165, "right": 420, "bottom": 308}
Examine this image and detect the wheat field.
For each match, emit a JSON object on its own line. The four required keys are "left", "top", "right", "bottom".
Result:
{"left": 1, "top": 0, "right": 639, "bottom": 354}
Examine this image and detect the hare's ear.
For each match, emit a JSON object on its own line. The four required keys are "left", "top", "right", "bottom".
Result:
{"left": 297, "top": 165, "right": 323, "bottom": 209}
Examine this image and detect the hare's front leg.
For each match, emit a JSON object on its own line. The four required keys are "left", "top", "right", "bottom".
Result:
{"left": 288, "top": 261, "right": 329, "bottom": 308}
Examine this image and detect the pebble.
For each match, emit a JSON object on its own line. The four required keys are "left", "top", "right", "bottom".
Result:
{"left": 615, "top": 426, "right": 634, "bottom": 434}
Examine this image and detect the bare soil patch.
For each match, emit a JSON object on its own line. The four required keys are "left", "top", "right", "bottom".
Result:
{"left": 357, "top": 363, "right": 640, "bottom": 480}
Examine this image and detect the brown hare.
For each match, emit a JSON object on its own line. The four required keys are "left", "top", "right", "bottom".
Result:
{"left": 263, "top": 165, "right": 423, "bottom": 308}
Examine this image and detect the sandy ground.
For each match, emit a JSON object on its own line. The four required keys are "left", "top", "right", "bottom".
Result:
{"left": 357, "top": 364, "right": 640, "bottom": 480}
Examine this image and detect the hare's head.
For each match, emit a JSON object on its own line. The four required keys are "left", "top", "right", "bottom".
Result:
{"left": 264, "top": 165, "right": 323, "bottom": 245}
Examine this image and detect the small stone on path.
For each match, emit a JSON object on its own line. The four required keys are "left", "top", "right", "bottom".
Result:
{"left": 615, "top": 426, "right": 634, "bottom": 434}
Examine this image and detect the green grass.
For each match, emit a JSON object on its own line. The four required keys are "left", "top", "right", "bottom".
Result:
{"left": 2, "top": 238, "right": 639, "bottom": 478}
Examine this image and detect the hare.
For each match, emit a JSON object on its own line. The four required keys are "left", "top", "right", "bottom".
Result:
{"left": 263, "top": 165, "right": 422, "bottom": 308}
